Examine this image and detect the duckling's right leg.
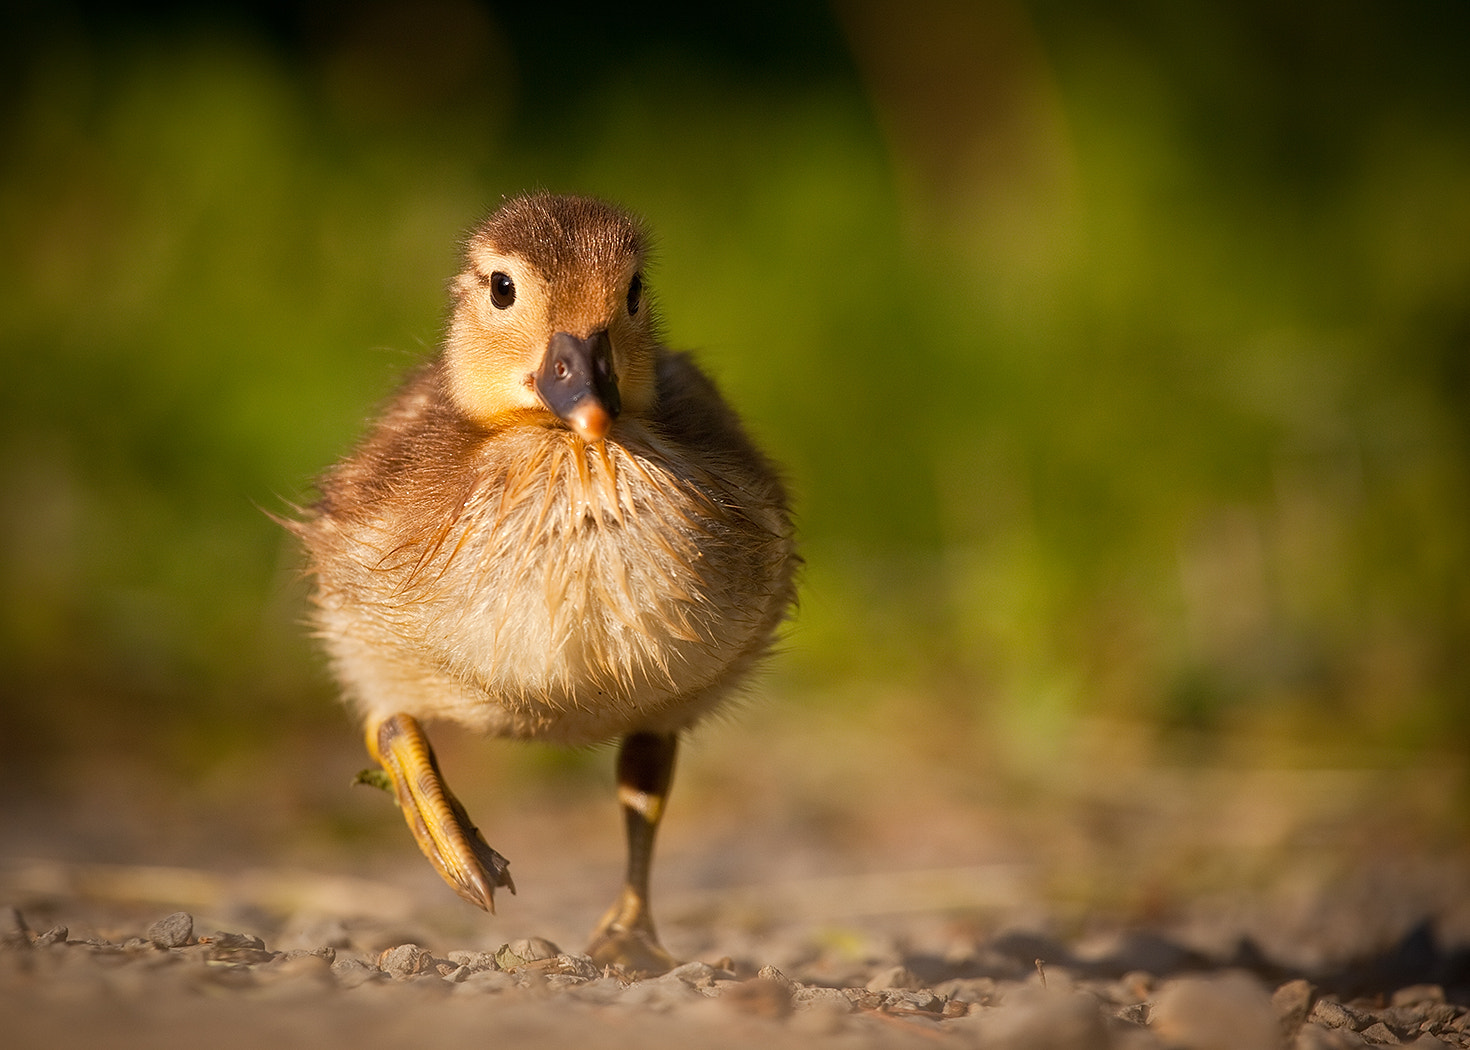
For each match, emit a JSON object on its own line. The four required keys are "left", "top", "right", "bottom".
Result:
{"left": 366, "top": 711, "right": 515, "bottom": 912}
{"left": 586, "top": 731, "right": 679, "bottom": 974}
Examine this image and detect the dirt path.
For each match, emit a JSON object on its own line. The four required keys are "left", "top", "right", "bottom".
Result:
{"left": 3, "top": 715, "right": 1466, "bottom": 1048}
{"left": 3, "top": 868, "right": 1466, "bottom": 1050}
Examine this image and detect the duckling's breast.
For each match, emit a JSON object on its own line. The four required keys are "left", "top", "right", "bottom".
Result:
{"left": 310, "top": 424, "right": 793, "bottom": 743}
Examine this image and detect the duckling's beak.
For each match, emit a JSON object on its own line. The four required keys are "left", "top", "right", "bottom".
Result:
{"left": 535, "top": 330, "right": 621, "bottom": 442}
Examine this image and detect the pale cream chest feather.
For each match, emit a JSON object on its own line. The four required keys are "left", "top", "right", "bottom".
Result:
{"left": 309, "top": 424, "right": 792, "bottom": 743}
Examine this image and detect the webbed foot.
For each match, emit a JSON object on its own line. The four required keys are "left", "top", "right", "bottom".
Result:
{"left": 365, "top": 712, "right": 515, "bottom": 911}
{"left": 587, "top": 884, "right": 678, "bottom": 975}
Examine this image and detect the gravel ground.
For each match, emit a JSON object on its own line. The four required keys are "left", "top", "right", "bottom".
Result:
{"left": 3, "top": 714, "right": 1466, "bottom": 1048}
{"left": 2, "top": 894, "right": 1467, "bottom": 1050}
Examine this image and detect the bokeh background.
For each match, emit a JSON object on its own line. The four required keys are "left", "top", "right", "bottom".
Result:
{"left": 2, "top": 0, "right": 1467, "bottom": 947}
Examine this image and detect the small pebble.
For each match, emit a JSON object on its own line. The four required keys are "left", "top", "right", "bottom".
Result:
{"left": 496, "top": 937, "right": 559, "bottom": 970}
{"left": 378, "top": 943, "right": 435, "bottom": 979}
{"left": 865, "top": 964, "right": 922, "bottom": 991}
{"left": 146, "top": 912, "right": 194, "bottom": 949}
{"left": 1358, "top": 1021, "right": 1401, "bottom": 1044}
{"left": 884, "top": 988, "right": 944, "bottom": 1014}
{"left": 1314, "top": 999, "right": 1372, "bottom": 1032}
{"left": 792, "top": 985, "right": 854, "bottom": 1012}
{"left": 1421, "top": 1003, "right": 1460, "bottom": 1027}
{"left": 331, "top": 956, "right": 385, "bottom": 988}
{"left": 1116, "top": 1001, "right": 1151, "bottom": 1025}
{"left": 1276, "top": 979, "right": 1318, "bottom": 1033}
{"left": 1393, "top": 987, "right": 1447, "bottom": 1008}
{"left": 659, "top": 961, "right": 716, "bottom": 986}
{"left": 550, "top": 953, "right": 601, "bottom": 980}
{"left": 202, "top": 932, "right": 273, "bottom": 965}
{"left": 756, "top": 964, "right": 794, "bottom": 990}
{"left": 34, "top": 925, "right": 68, "bottom": 948}
{"left": 445, "top": 950, "right": 499, "bottom": 973}
{"left": 1386, "top": 1006, "right": 1434, "bottom": 1033}
{"left": 1151, "top": 972, "right": 1278, "bottom": 1050}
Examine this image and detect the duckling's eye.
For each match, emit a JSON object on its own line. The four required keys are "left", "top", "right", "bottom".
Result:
{"left": 626, "top": 273, "right": 643, "bottom": 316}
{"left": 489, "top": 271, "right": 516, "bottom": 309}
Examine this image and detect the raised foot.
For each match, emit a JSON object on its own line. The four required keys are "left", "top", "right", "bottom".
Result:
{"left": 366, "top": 712, "right": 515, "bottom": 912}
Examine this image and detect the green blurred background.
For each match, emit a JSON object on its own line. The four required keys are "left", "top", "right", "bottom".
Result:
{"left": 2, "top": 0, "right": 1467, "bottom": 843}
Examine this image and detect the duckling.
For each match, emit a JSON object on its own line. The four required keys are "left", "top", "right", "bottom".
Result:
{"left": 292, "top": 193, "right": 797, "bottom": 973}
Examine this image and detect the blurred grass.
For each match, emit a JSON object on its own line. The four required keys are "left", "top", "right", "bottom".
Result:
{"left": 1, "top": 0, "right": 1467, "bottom": 814}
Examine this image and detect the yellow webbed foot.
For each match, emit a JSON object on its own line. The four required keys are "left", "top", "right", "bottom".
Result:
{"left": 366, "top": 712, "right": 515, "bottom": 911}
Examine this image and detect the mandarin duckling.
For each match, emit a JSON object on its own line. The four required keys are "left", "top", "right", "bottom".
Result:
{"left": 293, "top": 193, "right": 797, "bottom": 972}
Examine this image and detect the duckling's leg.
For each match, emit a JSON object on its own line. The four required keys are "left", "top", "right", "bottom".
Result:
{"left": 586, "top": 731, "right": 679, "bottom": 974}
{"left": 366, "top": 711, "right": 515, "bottom": 912}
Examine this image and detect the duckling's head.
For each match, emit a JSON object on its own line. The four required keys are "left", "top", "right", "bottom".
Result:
{"left": 444, "top": 193, "right": 659, "bottom": 442}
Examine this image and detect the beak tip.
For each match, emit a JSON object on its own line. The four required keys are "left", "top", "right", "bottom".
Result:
{"left": 568, "top": 403, "right": 615, "bottom": 443}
